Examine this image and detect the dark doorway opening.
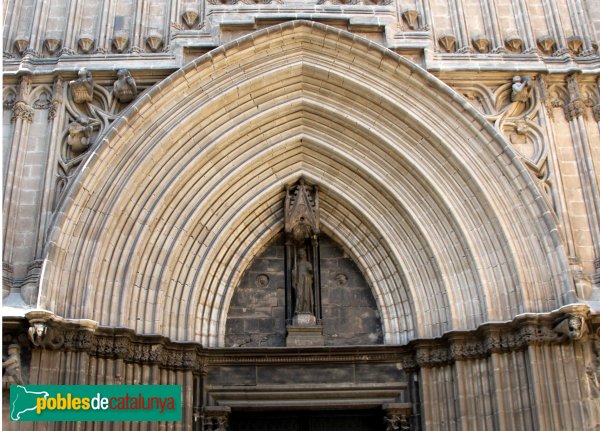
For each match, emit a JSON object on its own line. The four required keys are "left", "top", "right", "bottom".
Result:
{"left": 229, "top": 408, "right": 383, "bottom": 431}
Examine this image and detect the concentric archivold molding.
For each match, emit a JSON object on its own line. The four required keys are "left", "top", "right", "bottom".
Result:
{"left": 39, "top": 21, "right": 573, "bottom": 347}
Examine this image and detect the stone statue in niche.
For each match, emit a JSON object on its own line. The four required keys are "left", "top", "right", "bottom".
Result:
{"left": 293, "top": 247, "right": 314, "bottom": 316}
{"left": 284, "top": 179, "right": 324, "bottom": 345}
{"left": 69, "top": 67, "right": 94, "bottom": 104}
{"left": 511, "top": 75, "right": 532, "bottom": 103}
{"left": 113, "top": 69, "right": 137, "bottom": 103}
{"left": 2, "top": 344, "right": 24, "bottom": 388}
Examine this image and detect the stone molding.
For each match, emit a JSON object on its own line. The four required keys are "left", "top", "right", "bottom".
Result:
{"left": 13, "top": 305, "right": 594, "bottom": 371}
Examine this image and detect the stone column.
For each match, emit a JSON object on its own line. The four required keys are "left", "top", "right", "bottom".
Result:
{"left": 564, "top": 74, "right": 600, "bottom": 285}
{"left": 448, "top": 0, "right": 472, "bottom": 53}
{"left": 3, "top": 74, "right": 34, "bottom": 301}
{"left": 512, "top": 0, "right": 537, "bottom": 52}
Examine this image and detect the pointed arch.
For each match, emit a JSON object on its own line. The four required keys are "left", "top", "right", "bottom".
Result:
{"left": 39, "top": 20, "right": 572, "bottom": 346}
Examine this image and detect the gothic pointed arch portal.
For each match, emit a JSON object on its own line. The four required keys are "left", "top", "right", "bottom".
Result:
{"left": 40, "top": 20, "right": 572, "bottom": 347}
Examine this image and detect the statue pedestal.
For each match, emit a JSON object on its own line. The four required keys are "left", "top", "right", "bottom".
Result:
{"left": 286, "top": 325, "right": 324, "bottom": 347}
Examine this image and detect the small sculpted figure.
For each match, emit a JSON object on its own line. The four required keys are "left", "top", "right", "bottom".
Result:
{"left": 511, "top": 75, "right": 532, "bottom": 103}
{"left": 67, "top": 116, "right": 94, "bottom": 154}
{"left": 113, "top": 69, "right": 137, "bottom": 103}
{"left": 2, "top": 344, "right": 24, "bottom": 388}
{"left": 69, "top": 67, "right": 94, "bottom": 103}
{"left": 293, "top": 248, "right": 313, "bottom": 315}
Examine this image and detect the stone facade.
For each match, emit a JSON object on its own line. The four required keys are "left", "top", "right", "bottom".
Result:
{"left": 2, "top": 0, "right": 600, "bottom": 430}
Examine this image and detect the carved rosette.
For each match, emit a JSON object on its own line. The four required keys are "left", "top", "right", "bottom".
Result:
{"left": 438, "top": 33, "right": 456, "bottom": 53}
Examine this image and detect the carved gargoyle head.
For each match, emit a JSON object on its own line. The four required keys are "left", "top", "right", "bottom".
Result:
{"left": 553, "top": 315, "right": 588, "bottom": 341}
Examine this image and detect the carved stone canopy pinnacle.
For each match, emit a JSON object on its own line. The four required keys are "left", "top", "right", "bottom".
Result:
{"left": 284, "top": 179, "right": 320, "bottom": 241}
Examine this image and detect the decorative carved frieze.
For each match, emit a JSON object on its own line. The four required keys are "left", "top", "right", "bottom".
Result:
{"left": 13, "top": 306, "right": 592, "bottom": 373}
